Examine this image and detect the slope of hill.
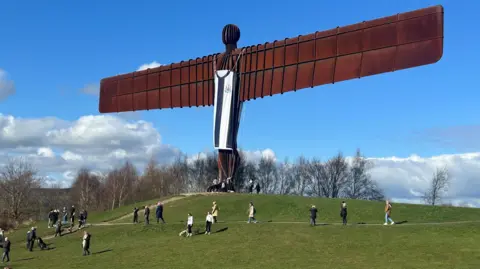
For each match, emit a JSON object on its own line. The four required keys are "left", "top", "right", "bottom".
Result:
{"left": 4, "top": 193, "right": 480, "bottom": 269}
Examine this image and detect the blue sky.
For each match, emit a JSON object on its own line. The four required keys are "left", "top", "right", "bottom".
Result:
{"left": 1, "top": 0, "right": 479, "bottom": 161}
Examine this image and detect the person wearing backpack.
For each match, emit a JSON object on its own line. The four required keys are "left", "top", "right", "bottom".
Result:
{"left": 247, "top": 202, "right": 257, "bottom": 223}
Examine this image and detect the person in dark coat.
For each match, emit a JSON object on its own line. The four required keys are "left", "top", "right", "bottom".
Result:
{"left": 340, "top": 201, "right": 348, "bottom": 225}
{"left": 82, "top": 231, "right": 91, "bottom": 256}
{"left": 144, "top": 206, "right": 150, "bottom": 225}
{"left": 70, "top": 205, "right": 76, "bottom": 225}
{"left": 2, "top": 237, "right": 10, "bottom": 263}
{"left": 255, "top": 183, "right": 260, "bottom": 194}
{"left": 133, "top": 207, "right": 139, "bottom": 223}
{"left": 309, "top": 205, "right": 318, "bottom": 226}
{"left": 55, "top": 221, "right": 62, "bottom": 237}
{"left": 53, "top": 210, "right": 59, "bottom": 226}
{"left": 47, "top": 209, "right": 54, "bottom": 228}
{"left": 83, "top": 210, "right": 88, "bottom": 225}
{"left": 156, "top": 202, "right": 165, "bottom": 224}
{"left": 27, "top": 227, "right": 36, "bottom": 251}
{"left": 78, "top": 212, "right": 85, "bottom": 229}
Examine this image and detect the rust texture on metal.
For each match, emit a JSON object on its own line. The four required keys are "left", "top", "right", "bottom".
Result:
{"left": 99, "top": 5, "right": 444, "bottom": 113}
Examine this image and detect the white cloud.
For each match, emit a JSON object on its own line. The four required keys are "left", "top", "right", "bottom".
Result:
{"left": 0, "top": 112, "right": 479, "bottom": 207}
{"left": 137, "top": 61, "right": 162, "bottom": 71}
{"left": 0, "top": 69, "right": 16, "bottom": 101}
{"left": 80, "top": 83, "right": 99, "bottom": 96}
{"left": 368, "top": 153, "right": 480, "bottom": 207}
{"left": 0, "top": 113, "right": 181, "bottom": 187}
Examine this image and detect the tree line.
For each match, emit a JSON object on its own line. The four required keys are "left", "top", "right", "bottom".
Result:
{"left": 0, "top": 149, "right": 451, "bottom": 229}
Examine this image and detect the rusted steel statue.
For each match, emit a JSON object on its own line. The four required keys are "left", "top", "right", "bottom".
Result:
{"left": 98, "top": 5, "right": 444, "bottom": 190}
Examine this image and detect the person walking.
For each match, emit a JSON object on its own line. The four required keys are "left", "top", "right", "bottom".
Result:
{"left": 211, "top": 201, "right": 219, "bottom": 223}
{"left": 82, "top": 231, "right": 91, "bottom": 256}
{"left": 384, "top": 200, "right": 395, "bottom": 225}
{"left": 340, "top": 201, "right": 348, "bottom": 225}
{"left": 247, "top": 202, "right": 257, "bottom": 223}
{"left": 70, "top": 205, "right": 76, "bottom": 225}
{"left": 144, "top": 206, "right": 150, "bottom": 225}
{"left": 55, "top": 221, "right": 62, "bottom": 237}
{"left": 27, "top": 227, "right": 36, "bottom": 251}
{"left": 47, "top": 209, "right": 54, "bottom": 228}
{"left": 62, "top": 207, "right": 68, "bottom": 224}
{"left": 186, "top": 213, "right": 194, "bottom": 237}
{"left": 310, "top": 205, "right": 318, "bottom": 226}
{"left": 156, "top": 202, "right": 165, "bottom": 224}
{"left": 83, "top": 210, "right": 88, "bottom": 225}
{"left": 1, "top": 237, "right": 10, "bottom": 263}
{"left": 133, "top": 207, "right": 139, "bottom": 224}
{"left": 205, "top": 212, "right": 213, "bottom": 235}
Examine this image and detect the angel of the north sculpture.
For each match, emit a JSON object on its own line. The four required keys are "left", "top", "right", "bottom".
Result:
{"left": 98, "top": 5, "right": 444, "bottom": 189}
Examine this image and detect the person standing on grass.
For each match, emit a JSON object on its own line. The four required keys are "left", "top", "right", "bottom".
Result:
{"left": 212, "top": 201, "right": 219, "bottom": 223}
{"left": 144, "top": 205, "right": 150, "bottom": 225}
{"left": 340, "top": 201, "right": 347, "bottom": 225}
{"left": 255, "top": 183, "right": 260, "bottom": 194}
{"left": 83, "top": 210, "right": 88, "bottom": 225}
{"left": 247, "top": 202, "right": 257, "bottom": 223}
{"left": 55, "top": 220, "right": 62, "bottom": 237}
{"left": 384, "top": 200, "right": 395, "bottom": 225}
{"left": 70, "top": 205, "right": 76, "bottom": 225}
{"left": 133, "top": 207, "right": 139, "bottom": 224}
{"left": 156, "top": 202, "right": 165, "bottom": 224}
{"left": 47, "top": 209, "right": 53, "bottom": 228}
{"left": 187, "top": 213, "right": 194, "bottom": 237}
{"left": 82, "top": 231, "right": 91, "bottom": 256}
{"left": 78, "top": 211, "right": 85, "bottom": 229}
{"left": 309, "top": 205, "right": 318, "bottom": 226}
{"left": 62, "top": 207, "right": 68, "bottom": 224}
{"left": 205, "top": 212, "right": 213, "bottom": 235}
{"left": 1, "top": 237, "right": 10, "bottom": 263}
{"left": 27, "top": 227, "right": 36, "bottom": 252}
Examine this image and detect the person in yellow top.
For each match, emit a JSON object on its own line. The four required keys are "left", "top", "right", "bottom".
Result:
{"left": 384, "top": 200, "right": 395, "bottom": 225}
{"left": 212, "top": 201, "right": 219, "bottom": 223}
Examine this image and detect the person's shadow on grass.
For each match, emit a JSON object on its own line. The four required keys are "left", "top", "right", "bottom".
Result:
{"left": 92, "top": 249, "right": 113, "bottom": 255}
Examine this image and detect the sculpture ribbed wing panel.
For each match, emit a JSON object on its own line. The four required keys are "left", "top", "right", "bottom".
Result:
{"left": 237, "top": 5, "right": 444, "bottom": 102}
{"left": 99, "top": 55, "right": 218, "bottom": 113}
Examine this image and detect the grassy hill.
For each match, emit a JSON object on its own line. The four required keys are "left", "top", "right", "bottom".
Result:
{"left": 4, "top": 193, "right": 480, "bottom": 269}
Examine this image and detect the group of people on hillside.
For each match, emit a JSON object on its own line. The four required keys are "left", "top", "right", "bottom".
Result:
{"left": 133, "top": 202, "right": 166, "bottom": 225}
{"left": 179, "top": 201, "right": 220, "bottom": 237}
{"left": 48, "top": 206, "right": 88, "bottom": 231}
{"left": 309, "top": 201, "right": 348, "bottom": 226}
{"left": 308, "top": 200, "right": 394, "bottom": 226}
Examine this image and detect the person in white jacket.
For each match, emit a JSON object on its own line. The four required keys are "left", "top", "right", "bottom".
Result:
{"left": 82, "top": 231, "right": 91, "bottom": 256}
{"left": 205, "top": 212, "right": 213, "bottom": 235}
{"left": 187, "top": 213, "right": 194, "bottom": 237}
{"left": 247, "top": 202, "right": 257, "bottom": 223}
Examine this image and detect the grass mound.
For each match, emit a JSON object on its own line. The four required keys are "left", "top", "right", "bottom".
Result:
{"left": 4, "top": 193, "right": 480, "bottom": 269}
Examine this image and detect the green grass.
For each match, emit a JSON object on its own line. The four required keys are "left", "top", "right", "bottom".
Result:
{"left": 3, "top": 194, "right": 480, "bottom": 269}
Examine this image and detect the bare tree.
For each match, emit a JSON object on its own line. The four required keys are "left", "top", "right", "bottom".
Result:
{"left": 104, "top": 161, "right": 138, "bottom": 210}
{"left": 423, "top": 166, "right": 450, "bottom": 206}
{"left": 70, "top": 168, "right": 102, "bottom": 210}
{"left": 319, "top": 153, "right": 349, "bottom": 198}
{"left": 308, "top": 158, "right": 325, "bottom": 197}
{"left": 0, "top": 158, "right": 43, "bottom": 221}
{"left": 166, "top": 156, "right": 189, "bottom": 195}
{"left": 255, "top": 156, "right": 277, "bottom": 194}
{"left": 277, "top": 158, "right": 295, "bottom": 195}
{"left": 291, "top": 156, "right": 311, "bottom": 196}
{"left": 188, "top": 152, "right": 218, "bottom": 192}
